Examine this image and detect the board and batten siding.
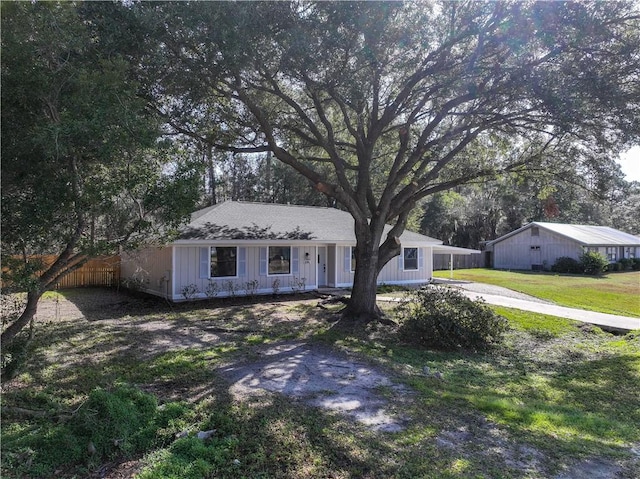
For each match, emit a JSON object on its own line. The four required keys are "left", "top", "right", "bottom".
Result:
{"left": 335, "top": 245, "right": 432, "bottom": 287}
{"left": 493, "top": 227, "right": 582, "bottom": 270}
{"left": 120, "top": 247, "right": 173, "bottom": 297}
{"left": 173, "top": 245, "right": 316, "bottom": 299}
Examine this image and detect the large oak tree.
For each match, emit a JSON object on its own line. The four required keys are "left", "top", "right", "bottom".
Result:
{"left": 149, "top": 1, "right": 639, "bottom": 321}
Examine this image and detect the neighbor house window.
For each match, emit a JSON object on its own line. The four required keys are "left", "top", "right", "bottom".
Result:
{"left": 531, "top": 227, "right": 539, "bottom": 237}
{"left": 269, "top": 246, "right": 291, "bottom": 275}
{"left": 606, "top": 247, "right": 617, "bottom": 262}
{"left": 625, "top": 247, "right": 636, "bottom": 259}
{"left": 403, "top": 247, "right": 418, "bottom": 270}
{"left": 211, "top": 247, "right": 237, "bottom": 277}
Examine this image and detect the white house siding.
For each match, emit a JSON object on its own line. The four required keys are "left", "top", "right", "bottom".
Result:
{"left": 327, "top": 245, "right": 337, "bottom": 287}
{"left": 493, "top": 228, "right": 582, "bottom": 270}
{"left": 379, "top": 246, "right": 433, "bottom": 285}
{"left": 335, "top": 245, "right": 432, "bottom": 287}
{"left": 173, "top": 244, "right": 317, "bottom": 300}
{"left": 120, "top": 246, "right": 173, "bottom": 297}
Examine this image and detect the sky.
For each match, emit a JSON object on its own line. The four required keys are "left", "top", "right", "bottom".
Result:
{"left": 618, "top": 146, "right": 640, "bottom": 182}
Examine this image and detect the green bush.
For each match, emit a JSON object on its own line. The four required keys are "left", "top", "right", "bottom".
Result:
{"left": 632, "top": 258, "right": 640, "bottom": 271}
{"left": 397, "top": 286, "right": 508, "bottom": 350}
{"left": 551, "top": 256, "right": 582, "bottom": 274}
{"left": 618, "top": 258, "right": 633, "bottom": 271}
{"left": 579, "top": 251, "right": 608, "bottom": 275}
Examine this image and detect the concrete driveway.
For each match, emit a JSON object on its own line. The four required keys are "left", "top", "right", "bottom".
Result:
{"left": 431, "top": 279, "right": 640, "bottom": 332}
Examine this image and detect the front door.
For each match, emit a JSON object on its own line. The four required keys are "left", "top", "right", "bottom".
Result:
{"left": 317, "top": 247, "right": 327, "bottom": 287}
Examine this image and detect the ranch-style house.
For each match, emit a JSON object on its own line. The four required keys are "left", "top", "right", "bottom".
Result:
{"left": 120, "top": 201, "right": 478, "bottom": 300}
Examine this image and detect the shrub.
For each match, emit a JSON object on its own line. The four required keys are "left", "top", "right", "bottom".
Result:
{"left": 632, "top": 258, "right": 640, "bottom": 271}
{"left": 551, "top": 256, "right": 582, "bottom": 274}
{"left": 579, "top": 251, "right": 608, "bottom": 275}
{"left": 204, "top": 280, "right": 219, "bottom": 298}
{"left": 618, "top": 258, "right": 633, "bottom": 271}
{"left": 181, "top": 284, "right": 200, "bottom": 300}
{"left": 397, "top": 286, "right": 508, "bottom": 350}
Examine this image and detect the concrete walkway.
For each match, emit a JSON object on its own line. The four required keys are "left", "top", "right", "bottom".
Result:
{"left": 456, "top": 290, "right": 639, "bottom": 332}
{"left": 377, "top": 280, "right": 640, "bottom": 333}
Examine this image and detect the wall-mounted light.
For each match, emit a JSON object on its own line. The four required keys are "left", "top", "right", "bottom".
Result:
{"left": 305, "top": 252, "right": 310, "bottom": 259}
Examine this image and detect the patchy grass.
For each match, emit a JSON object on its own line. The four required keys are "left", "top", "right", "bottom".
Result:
{"left": 2, "top": 289, "right": 639, "bottom": 478}
{"left": 433, "top": 269, "right": 640, "bottom": 317}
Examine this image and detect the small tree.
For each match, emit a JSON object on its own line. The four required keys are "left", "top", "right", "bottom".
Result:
{"left": 580, "top": 251, "right": 609, "bottom": 276}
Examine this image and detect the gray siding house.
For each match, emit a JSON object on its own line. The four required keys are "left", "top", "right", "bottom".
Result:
{"left": 487, "top": 222, "right": 640, "bottom": 271}
{"left": 121, "top": 201, "right": 476, "bottom": 301}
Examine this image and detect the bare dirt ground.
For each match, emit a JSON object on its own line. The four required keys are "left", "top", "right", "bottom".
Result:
{"left": 12, "top": 288, "right": 639, "bottom": 478}
{"left": 33, "top": 289, "right": 411, "bottom": 432}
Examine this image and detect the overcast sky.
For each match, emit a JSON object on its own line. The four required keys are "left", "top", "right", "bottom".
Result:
{"left": 618, "top": 146, "right": 640, "bottom": 182}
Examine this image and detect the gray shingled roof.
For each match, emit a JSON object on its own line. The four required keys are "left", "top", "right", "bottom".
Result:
{"left": 177, "top": 201, "right": 441, "bottom": 244}
{"left": 489, "top": 222, "right": 640, "bottom": 246}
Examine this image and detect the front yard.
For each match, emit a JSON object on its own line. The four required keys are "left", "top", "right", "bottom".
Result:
{"left": 1, "top": 288, "right": 639, "bottom": 478}
{"left": 433, "top": 269, "right": 640, "bottom": 317}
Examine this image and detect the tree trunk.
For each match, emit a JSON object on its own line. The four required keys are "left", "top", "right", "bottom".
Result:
{"left": 342, "top": 219, "right": 388, "bottom": 321}
{"left": 1, "top": 290, "right": 42, "bottom": 347}
{"left": 344, "top": 253, "right": 381, "bottom": 321}
{"left": 207, "top": 144, "right": 217, "bottom": 206}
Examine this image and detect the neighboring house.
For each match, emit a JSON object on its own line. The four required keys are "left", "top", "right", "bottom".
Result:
{"left": 121, "top": 201, "right": 477, "bottom": 300}
{"left": 486, "top": 222, "right": 640, "bottom": 271}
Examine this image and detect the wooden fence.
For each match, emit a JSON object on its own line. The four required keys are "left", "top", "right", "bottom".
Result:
{"left": 433, "top": 253, "right": 483, "bottom": 270}
{"left": 4, "top": 255, "right": 121, "bottom": 289}
{"left": 54, "top": 257, "right": 121, "bottom": 289}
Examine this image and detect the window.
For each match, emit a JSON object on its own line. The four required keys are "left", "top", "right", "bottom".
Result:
{"left": 531, "top": 227, "right": 539, "bottom": 237}
{"left": 403, "top": 247, "right": 418, "bottom": 270}
{"left": 210, "top": 247, "right": 237, "bottom": 277}
{"left": 269, "top": 246, "right": 291, "bottom": 275}
{"left": 625, "top": 247, "right": 636, "bottom": 259}
{"left": 606, "top": 247, "right": 617, "bottom": 262}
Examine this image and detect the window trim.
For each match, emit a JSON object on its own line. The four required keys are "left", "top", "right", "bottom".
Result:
{"left": 267, "top": 245, "right": 292, "bottom": 276}
{"left": 210, "top": 246, "right": 238, "bottom": 279}
{"left": 403, "top": 247, "right": 419, "bottom": 271}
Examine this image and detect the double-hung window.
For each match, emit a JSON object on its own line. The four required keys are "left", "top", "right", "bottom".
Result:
{"left": 403, "top": 247, "right": 419, "bottom": 271}
{"left": 211, "top": 246, "right": 237, "bottom": 277}
{"left": 268, "top": 246, "right": 291, "bottom": 275}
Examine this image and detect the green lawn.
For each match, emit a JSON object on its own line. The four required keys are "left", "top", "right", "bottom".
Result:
{"left": 433, "top": 269, "right": 640, "bottom": 317}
